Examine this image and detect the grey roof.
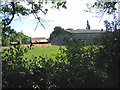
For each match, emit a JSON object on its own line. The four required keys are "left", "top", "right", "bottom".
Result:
{"left": 65, "top": 29, "right": 105, "bottom": 34}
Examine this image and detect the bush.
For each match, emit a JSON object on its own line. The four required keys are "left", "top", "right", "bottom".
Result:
{"left": 93, "top": 29, "right": 120, "bottom": 87}
{"left": 2, "top": 46, "right": 64, "bottom": 88}
{"left": 2, "top": 46, "right": 34, "bottom": 88}
{"left": 2, "top": 30, "right": 119, "bottom": 88}
{"left": 52, "top": 39, "right": 105, "bottom": 88}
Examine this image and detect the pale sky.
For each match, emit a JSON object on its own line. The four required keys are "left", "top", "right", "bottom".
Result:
{"left": 10, "top": 0, "right": 115, "bottom": 38}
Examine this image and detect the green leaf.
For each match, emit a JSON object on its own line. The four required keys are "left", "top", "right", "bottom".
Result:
{"left": 20, "top": 72, "right": 25, "bottom": 75}
{"left": 91, "top": 61, "right": 94, "bottom": 65}
{"left": 94, "top": 2, "right": 97, "bottom": 5}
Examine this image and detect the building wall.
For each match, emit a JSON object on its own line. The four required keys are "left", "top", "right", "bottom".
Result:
{"left": 74, "top": 33, "right": 101, "bottom": 40}
{"left": 50, "top": 31, "right": 103, "bottom": 45}
{"left": 73, "top": 33, "right": 102, "bottom": 44}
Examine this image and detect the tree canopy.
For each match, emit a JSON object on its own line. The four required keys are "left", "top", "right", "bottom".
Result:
{"left": 86, "top": 1, "right": 118, "bottom": 15}
{"left": 2, "top": 27, "right": 30, "bottom": 46}
{"left": 85, "top": 0, "right": 118, "bottom": 22}
{"left": 1, "top": 0, "right": 67, "bottom": 31}
{"left": 66, "top": 28, "right": 74, "bottom": 30}
{"left": 48, "top": 26, "right": 64, "bottom": 42}
{"left": 0, "top": 0, "right": 67, "bottom": 46}
{"left": 85, "top": 0, "right": 119, "bottom": 30}
{"left": 86, "top": 20, "right": 90, "bottom": 30}
{"left": 1, "top": 0, "right": 120, "bottom": 88}
{"left": 1, "top": 0, "right": 119, "bottom": 46}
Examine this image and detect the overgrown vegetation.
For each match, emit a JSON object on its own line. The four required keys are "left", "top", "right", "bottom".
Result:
{"left": 1, "top": 1, "right": 66, "bottom": 46}
{"left": 2, "top": 27, "right": 30, "bottom": 46}
{"left": 48, "top": 26, "right": 64, "bottom": 42}
{"left": 2, "top": 29, "right": 119, "bottom": 88}
{"left": 1, "top": 0, "right": 119, "bottom": 89}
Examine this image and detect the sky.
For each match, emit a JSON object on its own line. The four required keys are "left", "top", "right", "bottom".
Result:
{"left": 10, "top": 0, "right": 115, "bottom": 38}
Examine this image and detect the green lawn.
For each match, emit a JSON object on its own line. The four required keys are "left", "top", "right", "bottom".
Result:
{"left": 24, "top": 46, "right": 63, "bottom": 60}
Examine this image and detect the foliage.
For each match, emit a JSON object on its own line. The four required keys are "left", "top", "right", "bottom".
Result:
{"left": 104, "top": 20, "right": 111, "bottom": 31}
{"left": 2, "top": 0, "right": 119, "bottom": 88}
{"left": 53, "top": 30, "right": 120, "bottom": 88}
{"left": 0, "top": 1, "right": 67, "bottom": 33}
{"left": 1, "top": 40, "right": 103, "bottom": 88}
{"left": 104, "top": 13, "right": 119, "bottom": 31}
{"left": 85, "top": 1, "right": 119, "bottom": 23}
{"left": 48, "top": 26, "right": 64, "bottom": 42}
{"left": 2, "top": 46, "right": 66, "bottom": 88}
{"left": 1, "top": 1, "right": 66, "bottom": 88}
{"left": 93, "top": 29, "right": 120, "bottom": 87}
{"left": 2, "top": 29, "right": 119, "bottom": 88}
{"left": 80, "top": 1, "right": 119, "bottom": 86}
{"left": 66, "top": 28, "right": 74, "bottom": 30}
{"left": 0, "top": 1, "right": 67, "bottom": 45}
{"left": 2, "top": 34, "right": 10, "bottom": 46}
{"left": 55, "top": 39, "right": 105, "bottom": 88}
{"left": 86, "top": 20, "right": 90, "bottom": 30}
{"left": 2, "top": 46, "right": 33, "bottom": 88}
{"left": 86, "top": 1, "right": 117, "bottom": 15}
{"left": 2, "top": 46, "right": 53, "bottom": 88}
{"left": 2, "top": 26, "right": 30, "bottom": 46}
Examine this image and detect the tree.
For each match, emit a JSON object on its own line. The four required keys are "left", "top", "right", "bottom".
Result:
{"left": 1, "top": 24, "right": 30, "bottom": 46}
{"left": 0, "top": 1, "right": 67, "bottom": 45}
{"left": 86, "top": 1, "right": 117, "bottom": 17}
{"left": 86, "top": 20, "right": 90, "bottom": 30}
{"left": 1, "top": 1, "right": 67, "bottom": 31}
{"left": 48, "top": 26, "right": 64, "bottom": 42}
{"left": 85, "top": 1, "right": 119, "bottom": 87}
{"left": 85, "top": 1, "right": 119, "bottom": 30}
{"left": 104, "top": 20, "right": 111, "bottom": 31}
{"left": 85, "top": 1, "right": 119, "bottom": 24}
{"left": 66, "top": 28, "right": 73, "bottom": 30}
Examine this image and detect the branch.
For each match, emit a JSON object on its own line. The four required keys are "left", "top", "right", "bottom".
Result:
{"left": 31, "top": 2, "right": 45, "bottom": 30}
{"left": 7, "top": 2, "right": 15, "bottom": 25}
{"left": 35, "top": 13, "right": 45, "bottom": 29}
{"left": 3, "top": 2, "right": 16, "bottom": 31}
{"left": 34, "top": 21, "right": 39, "bottom": 31}
{"left": 99, "top": 9, "right": 107, "bottom": 22}
{"left": 18, "top": 14, "right": 23, "bottom": 24}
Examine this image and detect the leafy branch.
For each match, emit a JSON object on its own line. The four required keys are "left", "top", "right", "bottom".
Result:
{"left": 2, "top": 2, "right": 15, "bottom": 33}
{"left": 85, "top": 1, "right": 117, "bottom": 22}
{"left": 1, "top": 0, "right": 67, "bottom": 33}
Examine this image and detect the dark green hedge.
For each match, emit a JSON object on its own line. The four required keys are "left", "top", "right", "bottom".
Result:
{"left": 2, "top": 30, "right": 119, "bottom": 88}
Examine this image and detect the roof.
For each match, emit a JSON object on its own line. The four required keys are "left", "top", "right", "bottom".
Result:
{"left": 11, "top": 42, "right": 18, "bottom": 44}
{"left": 31, "top": 37, "right": 48, "bottom": 43}
{"left": 65, "top": 29, "right": 105, "bottom": 34}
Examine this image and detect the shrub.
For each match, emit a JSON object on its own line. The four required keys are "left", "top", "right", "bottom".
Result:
{"left": 2, "top": 30, "right": 119, "bottom": 88}
{"left": 52, "top": 39, "right": 105, "bottom": 88}
{"left": 93, "top": 29, "right": 120, "bottom": 87}
{"left": 2, "top": 46, "right": 34, "bottom": 88}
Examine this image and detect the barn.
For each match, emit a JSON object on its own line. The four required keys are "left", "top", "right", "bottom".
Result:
{"left": 31, "top": 37, "right": 48, "bottom": 44}
{"left": 50, "top": 29, "right": 105, "bottom": 45}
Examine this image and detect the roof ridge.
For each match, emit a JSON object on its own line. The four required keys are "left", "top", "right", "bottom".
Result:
{"left": 64, "top": 29, "right": 105, "bottom": 33}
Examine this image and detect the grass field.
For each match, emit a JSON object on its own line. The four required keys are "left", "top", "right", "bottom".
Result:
{"left": 24, "top": 46, "right": 63, "bottom": 60}
{"left": 2, "top": 44, "right": 64, "bottom": 60}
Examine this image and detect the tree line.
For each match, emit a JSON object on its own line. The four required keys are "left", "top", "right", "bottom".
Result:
{"left": 1, "top": 0, "right": 120, "bottom": 88}
{"left": 2, "top": 26, "right": 30, "bottom": 46}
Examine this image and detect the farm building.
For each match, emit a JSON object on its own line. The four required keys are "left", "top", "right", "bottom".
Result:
{"left": 31, "top": 37, "right": 48, "bottom": 44}
{"left": 50, "top": 29, "right": 105, "bottom": 45}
